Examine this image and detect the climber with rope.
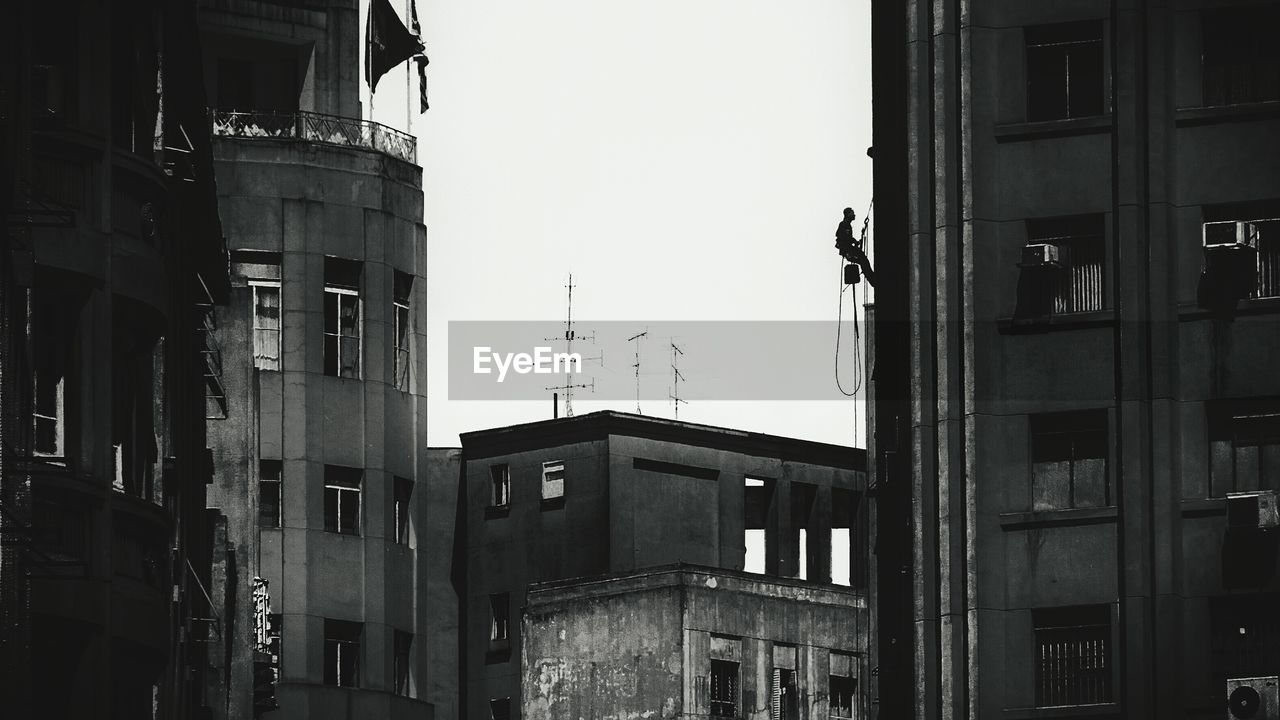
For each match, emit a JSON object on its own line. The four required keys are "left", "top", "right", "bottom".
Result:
{"left": 835, "top": 207, "right": 876, "bottom": 288}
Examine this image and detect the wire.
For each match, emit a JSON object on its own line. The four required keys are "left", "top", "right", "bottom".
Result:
{"left": 835, "top": 257, "right": 862, "bottom": 397}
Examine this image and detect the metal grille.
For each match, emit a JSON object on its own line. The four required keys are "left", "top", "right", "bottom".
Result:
{"left": 210, "top": 109, "right": 417, "bottom": 163}
{"left": 710, "top": 660, "right": 739, "bottom": 717}
{"left": 1051, "top": 236, "right": 1105, "bottom": 313}
{"left": 1035, "top": 622, "right": 1111, "bottom": 706}
{"left": 1250, "top": 219, "right": 1280, "bottom": 299}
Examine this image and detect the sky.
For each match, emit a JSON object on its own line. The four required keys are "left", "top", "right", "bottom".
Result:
{"left": 367, "top": 0, "right": 874, "bottom": 449}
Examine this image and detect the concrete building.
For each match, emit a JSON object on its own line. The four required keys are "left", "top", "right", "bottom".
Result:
{"left": 0, "top": 0, "right": 230, "bottom": 718}
{"left": 866, "top": 1, "right": 1280, "bottom": 719}
{"left": 455, "top": 411, "right": 870, "bottom": 720}
{"left": 195, "top": 1, "right": 438, "bottom": 718}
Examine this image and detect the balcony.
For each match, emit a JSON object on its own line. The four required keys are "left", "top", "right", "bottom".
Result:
{"left": 210, "top": 109, "right": 416, "bottom": 164}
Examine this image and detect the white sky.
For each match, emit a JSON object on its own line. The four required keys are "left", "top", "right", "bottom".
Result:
{"left": 366, "top": 0, "right": 873, "bottom": 449}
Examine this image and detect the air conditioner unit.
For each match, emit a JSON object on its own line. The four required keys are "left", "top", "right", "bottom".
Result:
{"left": 1204, "top": 221, "right": 1261, "bottom": 252}
{"left": 1228, "top": 676, "right": 1279, "bottom": 720}
{"left": 1019, "top": 242, "right": 1063, "bottom": 269}
{"left": 1226, "top": 491, "right": 1280, "bottom": 531}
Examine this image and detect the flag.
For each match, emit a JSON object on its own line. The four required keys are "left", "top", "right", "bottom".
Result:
{"left": 365, "top": 0, "right": 423, "bottom": 93}
{"left": 409, "top": 0, "right": 429, "bottom": 112}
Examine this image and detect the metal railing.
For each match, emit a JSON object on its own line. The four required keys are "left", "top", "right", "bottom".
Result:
{"left": 209, "top": 109, "right": 417, "bottom": 164}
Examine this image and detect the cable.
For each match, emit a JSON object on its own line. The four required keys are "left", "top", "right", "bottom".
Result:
{"left": 835, "top": 258, "right": 862, "bottom": 397}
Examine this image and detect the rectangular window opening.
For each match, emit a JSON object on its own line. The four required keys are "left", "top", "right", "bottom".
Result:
{"left": 251, "top": 280, "right": 281, "bottom": 371}
{"left": 323, "top": 465, "right": 362, "bottom": 535}
{"left": 1025, "top": 20, "right": 1105, "bottom": 121}
{"left": 1033, "top": 606, "right": 1111, "bottom": 707}
{"left": 490, "top": 464, "right": 511, "bottom": 508}
{"left": 489, "top": 698, "right": 511, "bottom": 720}
{"left": 394, "top": 476, "right": 412, "bottom": 545}
{"left": 259, "top": 460, "right": 282, "bottom": 528}
{"left": 323, "top": 619, "right": 362, "bottom": 688}
{"left": 324, "top": 257, "right": 362, "bottom": 379}
{"left": 393, "top": 270, "right": 413, "bottom": 391}
{"left": 489, "top": 593, "right": 510, "bottom": 643}
{"left": 541, "top": 460, "right": 565, "bottom": 500}
{"left": 710, "top": 659, "right": 740, "bottom": 717}
{"left": 393, "top": 630, "right": 413, "bottom": 697}
{"left": 1031, "top": 410, "right": 1109, "bottom": 511}
{"left": 1202, "top": 6, "right": 1280, "bottom": 107}
{"left": 744, "top": 477, "right": 774, "bottom": 575}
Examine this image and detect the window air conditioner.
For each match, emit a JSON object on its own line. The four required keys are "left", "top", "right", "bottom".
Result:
{"left": 1228, "top": 676, "right": 1279, "bottom": 720}
{"left": 1226, "top": 491, "right": 1280, "bottom": 531}
{"left": 1204, "top": 221, "right": 1260, "bottom": 252}
{"left": 1019, "top": 242, "right": 1063, "bottom": 269}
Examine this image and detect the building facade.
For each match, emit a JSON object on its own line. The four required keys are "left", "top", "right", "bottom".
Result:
{"left": 196, "top": 1, "right": 434, "bottom": 718}
{"left": 867, "top": 1, "right": 1280, "bottom": 718}
{"left": 0, "top": 0, "right": 230, "bottom": 718}
{"left": 456, "top": 411, "right": 870, "bottom": 720}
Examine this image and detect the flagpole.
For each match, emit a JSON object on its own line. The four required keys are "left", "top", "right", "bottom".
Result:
{"left": 405, "top": 0, "right": 412, "bottom": 136}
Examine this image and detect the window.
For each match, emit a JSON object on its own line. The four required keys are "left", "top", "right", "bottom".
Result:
{"left": 710, "top": 659, "right": 739, "bottom": 717}
{"left": 1031, "top": 410, "right": 1108, "bottom": 510}
{"left": 1034, "top": 606, "right": 1111, "bottom": 707}
{"left": 489, "top": 593, "right": 510, "bottom": 643}
{"left": 744, "top": 477, "right": 774, "bottom": 575}
{"left": 829, "top": 652, "right": 857, "bottom": 720}
{"left": 217, "top": 57, "right": 255, "bottom": 110}
{"left": 251, "top": 280, "right": 281, "bottom": 371}
{"left": 541, "top": 460, "right": 565, "bottom": 500}
{"left": 489, "top": 698, "right": 511, "bottom": 720}
{"left": 771, "top": 645, "right": 799, "bottom": 720}
{"left": 323, "top": 620, "right": 361, "bottom": 687}
{"left": 1024, "top": 215, "right": 1105, "bottom": 316}
{"left": 1204, "top": 203, "right": 1280, "bottom": 300}
{"left": 1210, "top": 594, "right": 1280, "bottom": 684}
{"left": 1025, "top": 21, "right": 1105, "bottom": 121}
{"left": 393, "top": 630, "right": 413, "bottom": 697}
{"left": 324, "top": 257, "right": 362, "bottom": 379}
{"left": 259, "top": 460, "right": 282, "bottom": 528}
{"left": 324, "top": 465, "right": 362, "bottom": 535}
{"left": 832, "top": 487, "right": 864, "bottom": 589}
{"left": 393, "top": 270, "right": 413, "bottom": 391}
{"left": 490, "top": 464, "right": 511, "bottom": 508}
{"left": 1209, "top": 401, "right": 1280, "bottom": 496}
{"left": 31, "top": 283, "right": 79, "bottom": 459}
{"left": 789, "top": 482, "right": 818, "bottom": 581}
{"left": 393, "top": 476, "right": 412, "bottom": 545}
{"left": 1202, "top": 5, "right": 1280, "bottom": 107}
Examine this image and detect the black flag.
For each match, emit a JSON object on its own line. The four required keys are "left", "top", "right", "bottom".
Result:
{"left": 365, "top": 0, "right": 423, "bottom": 93}
{"left": 409, "top": 0, "right": 429, "bottom": 112}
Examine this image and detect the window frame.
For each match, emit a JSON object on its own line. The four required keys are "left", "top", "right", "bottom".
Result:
{"left": 490, "top": 464, "right": 511, "bottom": 509}
{"left": 1033, "top": 605, "right": 1112, "bottom": 707}
{"left": 1024, "top": 20, "right": 1107, "bottom": 122}
{"left": 1030, "top": 410, "right": 1110, "bottom": 511}
{"left": 489, "top": 592, "right": 510, "bottom": 644}
{"left": 259, "top": 459, "right": 283, "bottom": 528}
{"left": 323, "top": 619, "right": 362, "bottom": 688}
{"left": 393, "top": 270, "right": 413, "bottom": 392}
{"left": 324, "top": 465, "right": 363, "bottom": 536}
{"left": 393, "top": 476, "right": 413, "bottom": 545}
{"left": 393, "top": 629, "right": 413, "bottom": 697}
{"left": 710, "top": 658, "right": 740, "bottom": 718}
{"left": 541, "top": 460, "right": 565, "bottom": 502}
{"left": 1200, "top": 5, "right": 1280, "bottom": 107}
{"left": 249, "top": 279, "right": 282, "bottom": 371}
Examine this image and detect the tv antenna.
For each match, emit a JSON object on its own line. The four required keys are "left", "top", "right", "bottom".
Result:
{"left": 627, "top": 330, "right": 648, "bottom": 414}
{"left": 544, "top": 273, "right": 600, "bottom": 417}
{"left": 669, "top": 341, "right": 687, "bottom": 420}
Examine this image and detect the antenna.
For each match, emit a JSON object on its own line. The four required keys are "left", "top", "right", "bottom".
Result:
{"left": 627, "top": 330, "right": 648, "bottom": 414}
{"left": 669, "top": 341, "right": 687, "bottom": 420}
{"left": 544, "top": 273, "right": 598, "bottom": 417}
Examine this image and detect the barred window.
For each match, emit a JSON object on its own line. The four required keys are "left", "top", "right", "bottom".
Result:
{"left": 1026, "top": 21, "right": 1105, "bottom": 121}
{"left": 1204, "top": 203, "right": 1280, "bottom": 300}
{"left": 1202, "top": 5, "right": 1280, "bottom": 107}
{"left": 1034, "top": 606, "right": 1111, "bottom": 707}
{"left": 710, "top": 659, "right": 739, "bottom": 717}
{"left": 1027, "top": 215, "right": 1105, "bottom": 315}
{"left": 1211, "top": 594, "right": 1280, "bottom": 684}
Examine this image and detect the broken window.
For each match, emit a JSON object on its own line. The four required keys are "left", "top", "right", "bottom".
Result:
{"left": 541, "top": 460, "right": 565, "bottom": 501}
{"left": 1025, "top": 21, "right": 1105, "bottom": 121}
{"left": 1209, "top": 400, "right": 1280, "bottom": 497}
{"left": 324, "top": 258, "right": 362, "bottom": 379}
{"left": 259, "top": 460, "right": 282, "bottom": 528}
{"left": 251, "top": 281, "right": 281, "bottom": 371}
{"left": 489, "top": 593, "right": 510, "bottom": 643}
{"left": 710, "top": 659, "right": 739, "bottom": 717}
{"left": 1031, "top": 410, "right": 1109, "bottom": 510}
{"left": 788, "top": 482, "right": 819, "bottom": 581}
{"left": 1202, "top": 5, "right": 1280, "bottom": 107}
{"left": 489, "top": 698, "right": 511, "bottom": 720}
{"left": 323, "top": 620, "right": 361, "bottom": 687}
{"left": 1033, "top": 606, "right": 1111, "bottom": 706}
{"left": 771, "top": 645, "right": 800, "bottom": 720}
{"left": 829, "top": 652, "right": 857, "bottom": 720}
{"left": 393, "top": 630, "right": 413, "bottom": 697}
{"left": 744, "top": 477, "right": 774, "bottom": 575}
{"left": 831, "top": 487, "right": 862, "bottom": 588}
{"left": 1210, "top": 593, "right": 1280, "bottom": 685}
{"left": 490, "top": 464, "right": 511, "bottom": 508}
{"left": 1204, "top": 202, "right": 1280, "bottom": 300}
{"left": 394, "top": 476, "right": 413, "bottom": 545}
{"left": 393, "top": 270, "right": 413, "bottom": 391}
{"left": 324, "top": 465, "right": 362, "bottom": 535}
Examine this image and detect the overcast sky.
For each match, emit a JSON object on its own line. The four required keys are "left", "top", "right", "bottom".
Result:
{"left": 367, "top": 0, "right": 873, "bottom": 448}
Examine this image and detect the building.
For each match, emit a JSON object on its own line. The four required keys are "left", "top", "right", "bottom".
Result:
{"left": 867, "top": 1, "right": 1280, "bottom": 718}
{"left": 0, "top": 0, "right": 230, "bottom": 718}
{"left": 455, "top": 411, "right": 870, "bottom": 720}
{"left": 195, "top": 1, "right": 435, "bottom": 718}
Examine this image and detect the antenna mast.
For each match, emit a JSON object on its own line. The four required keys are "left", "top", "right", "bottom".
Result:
{"left": 669, "top": 341, "right": 687, "bottom": 420}
{"left": 544, "top": 273, "right": 597, "bottom": 417}
{"left": 627, "top": 330, "right": 648, "bottom": 414}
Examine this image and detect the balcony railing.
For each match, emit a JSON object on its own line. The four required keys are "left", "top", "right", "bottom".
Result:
{"left": 210, "top": 109, "right": 417, "bottom": 164}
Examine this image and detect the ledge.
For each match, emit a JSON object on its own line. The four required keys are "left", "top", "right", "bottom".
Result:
{"left": 540, "top": 495, "right": 566, "bottom": 511}
{"left": 994, "top": 115, "right": 1112, "bottom": 143}
{"left": 999, "top": 506, "right": 1118, "bottom": 531}
{"left": 997, "top": 310, "right": 1115, "bottom": 334}
{"left": 1181, "top": 497, "right": 1227, "bottom": 518}
{"left": 1002, "top": 703, "right": 1120, "bottom": 720}
{"left": 484, "top": 505, "right": 510, "bottom": 520}
{"left": 1177, "top": 296, "right": 1280, "bottom": 321}
{"left": 1175, "top": 101, "right": 1280, "bottom": 127}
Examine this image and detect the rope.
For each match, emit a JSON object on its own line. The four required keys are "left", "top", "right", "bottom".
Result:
{"left": 834, "top": 258, "right": 862, "bottom": 397}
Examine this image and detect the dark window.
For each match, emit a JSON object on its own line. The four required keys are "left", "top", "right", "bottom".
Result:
{"left": 832, "top": 487, "right": 864, "bottom": 589}
{"left": 829, "top": 674, "right": 857, "bottom": 720}
{"left": 324, "top": 258, "right": 362, "bottom": 379}
{"left": 1022, "top": 215, "right": 1106, "bottom": 316}
{"left": 393, "top": 271, "right": 413, "bottom": 391}
{"left": 394, "top": 476, "right": 413, "bottom": 545}
{"left": 489, "top": 698, "right": 511, "bottom": 720}
{"left": 31, "top": 282, "right": 80, "bottom": 459}
{"left": 323, "top": 620, "right": 361, "bottom": 687}
{"left": 259, "top": 460, "right": 282, "bottom": 528}
{"left": 324, "top": 465, "right": 362, "bottom": 535}
{"left": 1026, "top": 21, "right": 1105, "bottom": 121}
{"left": 1209, "top": 400, "right": 1280, "bottom": 496}
{"left": 771, "top": 668, "right": 800, "bottom": 720}
{"left": 789, "top": 482, "right": 819, "bottom": 581}
{"left": 490, "top": 464, "right": 511, "bottom": 508}
{"left": 541, "top": 460, "right": 565, "bottom": 500}
{"left": 744, "top": 477, "right": 773, "bottom": 574}
{"left": 1031, "top": 411, "right": 1109, "bottom": 510}
{"left": 393, "top": 630, "right": 413, "bottom": 697}
{"left": 489, "top": 593, "right": 510, "bottom": 642}
{"left": 1202, "top": 5, "right": 1280, "bottom": 107}
{"left": 217, "top": 57, "right": 255, "bottom": 111}
{"left": 1034, "top": 606, "right": 1111, "bottom": 707}
{"left": 1211, "top": 594, "right": 1280, "bottom": 684}
{"left": 710, "top": 659, "right": 739, "bottom": 717}
{"left": 1204, "top": 202, "right": 1280, "bottom": 300}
